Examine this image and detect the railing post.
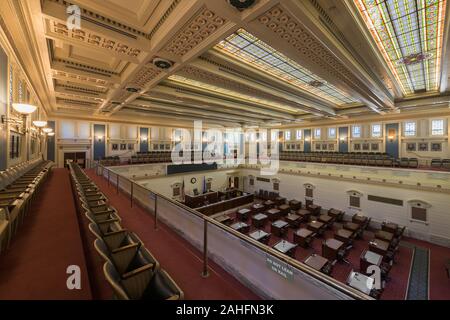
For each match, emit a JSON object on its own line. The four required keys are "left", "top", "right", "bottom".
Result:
{"left": 130, "top": 182, "right": 134, "bottom": 208}
{"left": 202, "top": 219, "right": 209, "bottom": 278}
{"left": 116, "top": 175, "right": 119, "bottom": 194}
{"left": 154, "top": 194, "right": 158, "bottom": 230}
{"left": 108, "top": 169, "right": 110, "bottom": 187}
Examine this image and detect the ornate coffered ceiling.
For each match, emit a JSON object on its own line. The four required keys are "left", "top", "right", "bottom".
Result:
{"left": 2, "top": 0, "right": 449, "bottom": 128}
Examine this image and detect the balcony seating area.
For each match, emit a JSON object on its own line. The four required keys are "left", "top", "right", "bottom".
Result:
{"left": 431, "top": 159, "right": 450, "bottom": 169}
{"left": 69, "top": 162, "right": 184, "bottom": 300}
{"left": 280, "top": 152, "right": 396, "bottom": 167}
{"left": 130, "top": 151, "right": 172, "bottom": 164}
{"left": 0, "top": 159, "right": 53, "bottom": 252}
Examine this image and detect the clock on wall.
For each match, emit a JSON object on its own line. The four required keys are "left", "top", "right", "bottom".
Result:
{"left": 190, "top": 177, "right": 197, "bottom": 184}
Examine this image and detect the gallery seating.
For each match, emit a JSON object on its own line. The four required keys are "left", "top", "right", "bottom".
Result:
{"left": 0, "top": 159, "right": 53, "bottom": 250}
{"left": 68, "top": 162, "right": 183, "bottom": 300}
{"left": 279, "top": 151, "right": 395, "bottom": 167}
{"left": 130, "top": 151, "right": 172, "bottom": 165}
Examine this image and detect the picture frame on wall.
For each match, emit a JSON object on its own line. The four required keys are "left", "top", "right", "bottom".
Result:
{"left": 371, "top": 143, "right": 379, "bottom": 151}
{"left": 120, "top": 144, "right": 126, "bottom": 150}
{"left": 354, "top": 143, "right": 361, "bottom": 151}
{"left": 362, "top": 143, "right": 370, "bottom": 151}
{"left": 165, "top": 144, "right": 171, "bottom": 150}
{"left": 322, "top": 144, "right": 327, "bottom": 150}
{"left": 328, "top": 144, "right": 334, "bottom": 151}
{"left": 286, "top": 144, "right": 291, "bottom": 150}
{"left": 406, "top": 143, "right": 416, "bottom": 152}
{"left": 418, "top": 142, "right": 428, "bottom": 151}
{"left": 431, "top": 143, "right": 442, "bottom": 152}
{"left": 153, "top": 144, "right": 159, "bottom": 150}
{"left": 112, "top": 143, "right": 118, "bottom": 151}
{"left": 315, "top": 143, "right": 321, "bottom": 150}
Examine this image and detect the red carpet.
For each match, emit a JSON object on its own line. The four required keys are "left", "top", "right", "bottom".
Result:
{"left": 85, "top": 169, "right": 260, "bottom": 300}
{"left": 0, "top": 169, "right": 92, "bottom": 300}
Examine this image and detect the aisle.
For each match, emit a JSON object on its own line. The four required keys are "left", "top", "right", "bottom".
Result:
{"left": 0, "top": 169, "right": 92, "bottom": 300}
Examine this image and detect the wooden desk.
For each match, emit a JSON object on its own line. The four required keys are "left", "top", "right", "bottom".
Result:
{"left": 184, "top": 191, "right": 218, "bottom": 208}
{"left": 214, "top": 214, "right": 232, "bottom": 225}
{"left": 266, "top": 208, "right": 281, "bottom": 221}
{"left": 328, "top": 208, "right": 343, "bottom": 221}
{"left": 334, "top": 228, "right": 353, "bottom": 244}
{"left": 286, "top": 213, "right": 301, "bottom": 228}
{"left": 237, "top": 208, "right": 251, "bottom": 221}
{"left": 289, "top": 200, "right": 302, "bottom": 211}
{"left": 271, "top": 220, "right": 289, "bottom": 237}
{"left": 308, "top": 204, "right": 321, "bottom": 216}
{"left": 318, "top": 214, "right": 333, "bottom": 227}
{"left": 251, "top": 203, "right": 265, "bottom": 214}
{"left": 375, "top": 230, "right": 394, "bottom": 243}
{"left": 249, "top": 230, "right": 271, "bottom": 244}
{"left": 196, "top": 193, "right": 254, "bottom": 216}
{"left": 275, "top": 196, "right": 286, "bottom": 206}
{"left": 369, "top": 239, "right": 390, "bottom": 256}
{"left": 278, "top": 204, "right": 290, "bottom": 216}
{"left": 344, "top": 222, "right": 360, "bottom": 233}
{"left": 382, "top": 222, "right": 398, "bottom": 234}
{"left": 322, "top": 238, "right": 344, "bottom": 261}
{"left": 264, "top": 200, "right": 275, "bottom": 208}
{"left": 293, "top": 228, "right": 314, "bottom": 248}
{"left": 307, "top": 220, "right": 325, "bottom": 233}
{"left": 352, "top": 214, "right": 368, "bottom": 225}
{"left": 304, "top": 254, "right": 330, "bottom": 272}
{"left": 252, "top": 213, "right": 268, "bottom": 228}
{"left": 230, "top": 222, "right": 250, "bottom": 234}
{"left": 273, "top": 240, "right": 297, "bottom": 257}
{"left": 360, "top": 250, "right": 382, "bottom": 274}
{"left": 347, "top": 271, "right": 374, "bottom": 295}
{"left": 297, "top": 209, "right": 311, "bottom": 222}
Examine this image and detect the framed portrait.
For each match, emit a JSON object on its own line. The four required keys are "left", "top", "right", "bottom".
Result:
{"left": 120, "top": 143, "right": 127, "bottom": 150}
{"left": 165, "top": 144, "right": 171, "bottom": 150}
{"left": 362, "top": 143, "right": 370, "bottom": 151}
{"left": 418, "top": 142, "right": 428, "bottom": 151}
{"left": 354, "top": 143, "right": 361, "bottom": 151}
{"left": 328, "top": 144, "right": 335, "bottom": 151}
{"left": 112, "top": 143, "right": 118, "bottom": 151}
{"left": 322, "top": 143, "right": 327, "bottom": 150}
{"left": 315, "top": 143, "right": 321, "bottom": 150}
{"left": 371, "top": 143, "right": 379, "bottom": 151}
{"left": 128, "top": 143, "right": 134, "bottom": 150}
{"left": 159, "top": 144, "right": 165, "bottom": 150}
{"left": 431, "top": 143, "right": 442, "bottom": 152}
{"left": 286, "top": 144, "right": 291, "bottom": 150}
{"left": 153, "top": 144, "right": 159, "bottom": 150}
{"left": 406, "top": 143, "right": 416, "bottom": 152}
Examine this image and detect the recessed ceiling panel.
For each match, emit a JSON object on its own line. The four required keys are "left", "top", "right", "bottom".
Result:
{"left": 355, "top": 0, "right": 447, "bottom": 95}
{"left": 215, "top": 29, "right": 359, "bottom": 106}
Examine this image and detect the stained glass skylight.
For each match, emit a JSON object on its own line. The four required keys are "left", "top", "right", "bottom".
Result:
{"left": 355, "top": 0, "right": 447, "bottom": 95}
{"left": 215, "top": 29, "right": 359, "bottom": 106}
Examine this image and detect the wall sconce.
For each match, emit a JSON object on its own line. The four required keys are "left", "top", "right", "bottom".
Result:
{"left": 387, "top": 129, "right": 396, "bottom": 142}
{"left": 141, "top": 136, "right": 148, "bottom": 142}
{"left": 340, "top": 137, "right": 347, "bottom": 142}
{"left": 96, "top": 135, "right": 104, "bottom": 142}
{"left": 33, "top": 120, "right": 48, "bottom": 128}
{"left": 42, "top": 127, "right": 53, "bottom": 134}
{"left": 47, "top": 132, "right": 55, "bottom": 137}
{"left": 305, "top": 137, "right": 311, "bottom": 142}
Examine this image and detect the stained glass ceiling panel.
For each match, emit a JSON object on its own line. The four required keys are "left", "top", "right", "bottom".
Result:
{"left": 355, "top": 0, "right": 447, "bottom": 95}
{"left": 215, "top": 29, "right": 359, "bottom": 106}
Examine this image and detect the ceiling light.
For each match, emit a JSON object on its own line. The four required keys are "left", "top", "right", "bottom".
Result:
{"left": 12, "top": 103, "right": 37, "bottom": 115}
{"left": 43, "top": 128, "right": 53, "bottom": 133}
{"left": 47, "top": 132, "right": 55, "bottom": 137}
{"left": 33, "top": 120, "right": 48, "bottom": 128}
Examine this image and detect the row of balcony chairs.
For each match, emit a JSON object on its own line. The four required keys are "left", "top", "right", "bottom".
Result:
{"left": 69, "top": 163, "right": 184, "bottom": 300}
{"left": 280, "top": 152, "right": 395, "bottom": 167}
{"left": 100, "top": 156, "right": 121, "bottom": 166}
{"left": 0, "top": 158, "right": 53, "bottom": 253}
{"left": 398, "top": 158, "right": 419, "bottom": 168}
{"left": 431, "top": 159, "right": 450, "bottom": 169}
{"left": 130, "top": 151, "right": 172, "bottom": 164}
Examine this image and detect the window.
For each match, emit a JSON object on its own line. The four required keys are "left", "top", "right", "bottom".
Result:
{"left": 431, "top": 119, "right": 444, "bottom": 136}
{"left": 260, "top": 131, "right": 267, "bottom": 141}
{"left": 404, "top": 121, "right": 416, "bottom": 136}
{"left": 411, "top": 207, "right": 427, "bottom": 222}
{"left": 284, "top": 131, "right": 291, "bottom": 140}
{"left": 271, "top": 130, "right": 278, "bottom": 141}
{"left": 305, "top": 188, "right": 313, "bottom": 198}
{"left": 349, "top": 196, "right": 360, "bottom": 208}
{"left": 371, "top": 124, "right": 381, "bottom": 138}
{"left": 249, "top": 178, "right": 254, "bottom": 186}
{"left": 296, "top": 129, "right": 302, "bottom": 140}
{"left": 328, "top": 127, "right": 336, "bottom": 139}
{"left": 273, "top": 182, "right": 279, "bottom": 191}
{"left": 314, "top": 128, "right": 321, "bottom": 139}
{"left": 352, "top": 125, "right": 361, "bottom": 138}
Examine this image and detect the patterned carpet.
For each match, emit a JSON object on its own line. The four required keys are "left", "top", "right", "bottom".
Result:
{"left": 405, "top": 243, "right": 429, "bottom": 300}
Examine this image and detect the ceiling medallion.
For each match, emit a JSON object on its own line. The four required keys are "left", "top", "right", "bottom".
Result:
{"left": 398, "top": 52, "right": 433, "bottom": 66}
{"left": 227, "top": 0, "right": 257, "bottom": 11}
{"left": 308, "top": 80, "right": 326, "bottom": 88}
{"left": 153, "top": 58, "right": 174, "bottom": 69}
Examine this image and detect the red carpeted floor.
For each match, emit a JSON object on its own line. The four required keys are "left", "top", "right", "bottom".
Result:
{"left": 85, "top": 169, "right": 260, "bottom": 300}
{"left": 0, "top": 169, "right": 92, "bottom": 300}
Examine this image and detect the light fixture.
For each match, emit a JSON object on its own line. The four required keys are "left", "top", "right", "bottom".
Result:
{"left": 47, "top": 132, "right": 55, "bottom": 137}
{"left": 12, "top": 103, "right": 37, "bottom": 115}
{"left": 42, "top": 127, "right": 53, "bottom": 133}
{"left": 33, "top": 120, "right": 48, "bottom": 128}
{"left": 97, "top": 135, "right": 104, "bottom": 142}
